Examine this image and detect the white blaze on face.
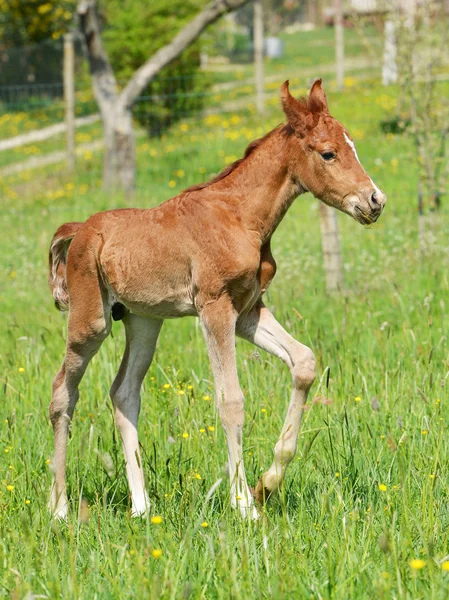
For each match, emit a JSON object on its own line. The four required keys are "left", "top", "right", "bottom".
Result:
{"left": 344, "top": 132, "right": 381, "bottom": 196}
{"left": 344, "top": 132, "right": 360, "bottom": 164}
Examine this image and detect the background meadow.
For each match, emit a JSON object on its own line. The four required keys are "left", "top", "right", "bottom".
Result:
{"left": 2, "top": 22, "right": 449, "bottom": 600}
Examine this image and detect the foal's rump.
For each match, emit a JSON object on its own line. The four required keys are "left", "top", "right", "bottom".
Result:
{"left": 48, "top": 209, "right": 197, "bottom": 320}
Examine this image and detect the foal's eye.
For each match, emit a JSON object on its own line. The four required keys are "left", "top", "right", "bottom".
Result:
{"left": 321, "top": 152, "right": 336, "bottom": 161}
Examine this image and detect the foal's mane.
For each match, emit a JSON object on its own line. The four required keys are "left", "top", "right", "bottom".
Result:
{"left": 183, "top": 124, "right": 292, "bottom": 193}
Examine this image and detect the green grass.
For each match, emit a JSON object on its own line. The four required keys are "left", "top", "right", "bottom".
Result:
{"left": 3, "top": 27, "right": 449, "bottom": 599}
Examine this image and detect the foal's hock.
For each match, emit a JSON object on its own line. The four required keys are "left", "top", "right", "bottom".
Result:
{"left": 48, "top": 79, "right": 386, "bottom": 520}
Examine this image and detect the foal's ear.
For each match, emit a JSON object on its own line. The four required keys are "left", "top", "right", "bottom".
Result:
{"left": 280, "top": 80, "right": 313, "bottom": 137}
{"left": 308, "top": 79, "right": 329, "bottom": 114}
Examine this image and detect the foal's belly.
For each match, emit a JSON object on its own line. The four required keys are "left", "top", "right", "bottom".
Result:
{"left": 108, "top": 275, "right": 262, "bottom": 320}
{"left": 107, "top": 273, "right": 197, "bottom": 319}
{"left": 100, "top": 253, "right": 197, "bottom": 318}
{"left": 118, "top": 296, "right": 198, "bottom": 319}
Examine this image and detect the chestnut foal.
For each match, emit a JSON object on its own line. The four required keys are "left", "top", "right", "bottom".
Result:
{"left": 48, "top": 80, "right": 386, "bottom": 520}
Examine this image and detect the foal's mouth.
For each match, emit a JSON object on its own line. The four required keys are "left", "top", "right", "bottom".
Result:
{"left": 353, "top": 205, "right": 380, "bottom": 226}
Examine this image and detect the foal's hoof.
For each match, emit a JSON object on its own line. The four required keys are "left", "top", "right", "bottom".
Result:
{"left": 50, "top": 504, "right": 69, "bottom": 521}
{"left": 254, "top": 478, "right": 273, "bottom": 505}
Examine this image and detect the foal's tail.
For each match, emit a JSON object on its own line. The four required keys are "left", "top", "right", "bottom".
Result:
{"left": 48, "top": 222, "right": 83, "bottom": 311}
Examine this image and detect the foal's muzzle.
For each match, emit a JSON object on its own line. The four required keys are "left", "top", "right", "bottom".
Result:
{"left": 355, "top": 187, "right": 387, "bottom": 224}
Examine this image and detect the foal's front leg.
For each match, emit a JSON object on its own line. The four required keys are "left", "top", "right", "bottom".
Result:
{"left": 200, "top": 298, "right": 259, "bottom": 520}
{"left": 237, "top": 302, "right": 316, "bottom": 503}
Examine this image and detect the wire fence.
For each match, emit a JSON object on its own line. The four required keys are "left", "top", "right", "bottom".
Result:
{"left": 0, "top": 25, "right": 419, "bottom": 220}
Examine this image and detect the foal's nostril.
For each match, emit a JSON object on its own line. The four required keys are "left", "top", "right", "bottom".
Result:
{"left": 371, "top": 191, "right": 379, "bottom": 205}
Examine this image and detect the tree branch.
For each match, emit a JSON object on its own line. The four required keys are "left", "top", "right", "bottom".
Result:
{"left": 117, "top": 0, "right": 250, "bottom": 112}
{"left": 77, "top": 0, "right": 118, "bottom": 117}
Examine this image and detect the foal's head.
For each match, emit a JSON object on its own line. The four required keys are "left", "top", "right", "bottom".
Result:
{"left": 281, "top": 79, "right": 386, "bottom": 224}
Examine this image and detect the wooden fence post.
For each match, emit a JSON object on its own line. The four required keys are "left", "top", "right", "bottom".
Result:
{"left": 254, "top": 0, "right": 264, "bottom": 114}
{"left": 319, "top": 202, "right": 344, "bottom": 293}
{"left": 63, "top": 32, "right": 75, "bottom": 172}
{"left": 334, "top": 0, "right": 344, "bottom": 90}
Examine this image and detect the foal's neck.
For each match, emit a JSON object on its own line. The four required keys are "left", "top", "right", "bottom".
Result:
{"left": 212, "top": 125, "right": 304, "bottom": 243}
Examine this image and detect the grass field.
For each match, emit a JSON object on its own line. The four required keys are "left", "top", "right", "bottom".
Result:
{"left": 2, "top": 27, "right": 449, "bottom": 599}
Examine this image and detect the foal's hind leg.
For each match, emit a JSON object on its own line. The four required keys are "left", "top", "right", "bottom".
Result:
{"left": 110, "top": 314, "right": 163, "bottom": 517}
{"left": 200, "top": 297, "right": 259, "bottom": 520}
{"left": 237, "top": 302, "right": 316, "bottom": 504}
{"left": 50, "top": 276, "right": 111, "bottom": 519}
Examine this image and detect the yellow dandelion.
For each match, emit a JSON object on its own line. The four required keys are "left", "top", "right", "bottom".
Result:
{"left": 442, "top": 561, "right": 449, "bottom": 571}
{"left": 261, "top": 408, "right": 267, "bottom": 413}
{"left": 235, "top": 495, "right": 242, "bottom": 501}
{"left": 18, "top": 367, "right": 25, "bottom": 373}
{"left": 354, "top": 396, "right": 361, "bottom": 402}
{"left": 151, "top": 549, "right": 163, "bottom": 559}
{"left": 45, "top": 459, "right": 50, "bottom": 464}
{"left": 335, "top": 472, "right": 340, "bottom": 478}
{"left": 151, "top": 516, "right": 163, "bottom": 525}
{"left": 208, "top": 426, "right": 215, "bottom": 432}
{"left": 409, "top": 559, "right": 425, "bottom": 570}
{"left": 25, "top": 499, "right": 30, "bottom": 505}
{"left": 199, "top": 428, "right": 205, "bottom": 433}
{"left": 187, "top": 385, "right": 193, "bottom": 390}
{"left": 195, "top": 473, "right": 201, "bottom": 480}
{"left": 201, "top": 522, "right": 208, "bottom": 528}
{"left": 203, "top": 395, "right": 211, "bottom": 401}
{"left": 175, "top": 169, "right": 185, "bottom": 178}
{"left": 422, "top": 430, "right": 428, "bottom": 435}
{"left": 182, "top": 432, "right": 189, "bottom": 439}
{"left": 6, "top": 485, "right": 14, "bottom": 491}
{"left": 178, "top": 390, "right": 185, "bottom": 396}
{"left": 168, "top": 180, "right": 176, "bottom": 188}
{"left": 163, "top": 383, "right": 171, "bottom": 389}
{"left": 378, "top": 484, "right": 387, "bottom": 492}
{"left": 429, "top": 474, "right": 435, "bottom": 479}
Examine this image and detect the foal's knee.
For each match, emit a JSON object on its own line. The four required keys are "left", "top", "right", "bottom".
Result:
{"left": 49, "top": 366, "right": 71, "bottom": 426}
{"left": 110, "top": 384, "right": 141, "bottom": 428}
{"left": 291, "top": 345, "right": 316, "bottom": 390}
{"left": 218, "top": 393, "right": 245, "bottom": 431}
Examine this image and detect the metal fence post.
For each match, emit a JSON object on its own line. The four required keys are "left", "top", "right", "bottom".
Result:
{"left": 254, "top": 0, "right": 264, "bottom": 114}
{"left": 63, "top": 32, "right": 75, "bottom": 172}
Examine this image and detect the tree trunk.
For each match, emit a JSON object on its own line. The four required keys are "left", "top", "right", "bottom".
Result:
{"left": 319, "top": 203, "right": 343, "bottom": 293}
{"left": 78, "top": 0, "right": 251, "bottom": 194}
{"left": 103, "top": 108, "right": 135, "bottom": 194}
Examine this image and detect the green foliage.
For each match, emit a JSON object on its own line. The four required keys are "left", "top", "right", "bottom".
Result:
{"left": 102, "top": 0, "right": 209, "bottom": 135}
{"left": 0, "top": 0, "right": 75, "bottom": 45}
{"left": 0, "top": 0, "right": 75, "bottom": 85}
